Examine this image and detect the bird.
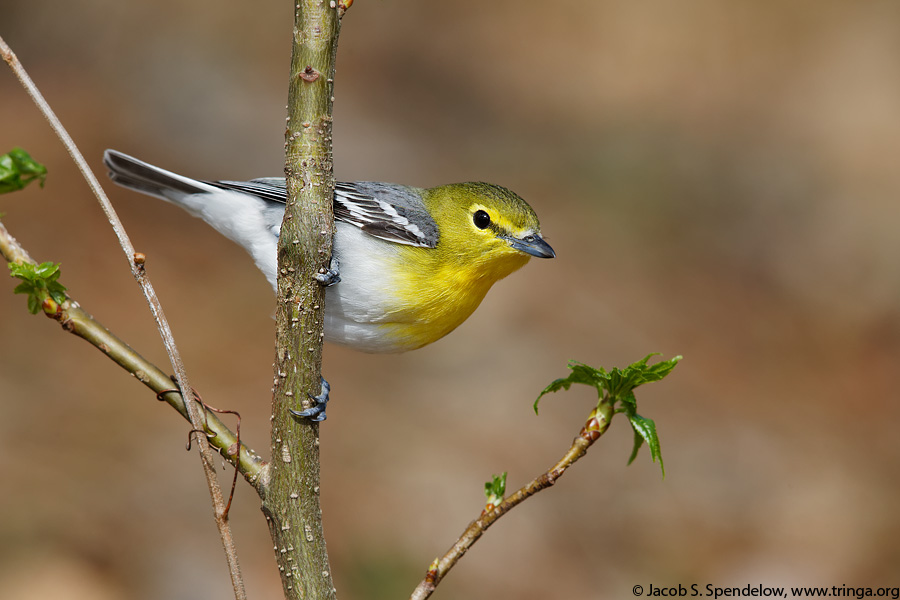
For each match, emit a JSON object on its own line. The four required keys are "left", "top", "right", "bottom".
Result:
{"left": 103, "top": 149, "right": 555, "bottom": 418}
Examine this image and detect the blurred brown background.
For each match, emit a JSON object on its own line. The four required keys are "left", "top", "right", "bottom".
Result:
{"left": 2, "top": 2, "right": 899, "bottom": 599}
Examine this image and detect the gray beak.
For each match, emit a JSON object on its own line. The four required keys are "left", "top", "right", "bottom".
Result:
{"left": 503, "top": 233, "right": 556, "bottom": 259}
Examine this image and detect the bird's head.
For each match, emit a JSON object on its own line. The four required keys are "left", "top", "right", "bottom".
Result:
{"left": 425, "top": 182, "right": 554, "bottom": 278}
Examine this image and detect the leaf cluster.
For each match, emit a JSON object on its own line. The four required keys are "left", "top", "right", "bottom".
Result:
{"left": 0, "top": 148, "right": 47, "bottom": 194}
{"left": 9, "top": 261, "right": 67, "bottom": 314}
{"left": 534, "top": 354, "right": 681, "bottom": 477}
{"left": 483, "top": 472, "right": 507, "bottom": 508}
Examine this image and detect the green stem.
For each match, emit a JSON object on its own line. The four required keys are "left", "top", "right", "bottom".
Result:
{"left": 0, "top": 220, "right": 267, "bottom": 486}
{"left": 410, "top": 399, "right": 615, "bottom": 600}
{"left": 62, "top": 302, "right": 268, "bottom": 487}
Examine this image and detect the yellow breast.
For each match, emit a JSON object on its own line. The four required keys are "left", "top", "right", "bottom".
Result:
{"left": 381, "top": 243, "right": 532, "bottom": 351}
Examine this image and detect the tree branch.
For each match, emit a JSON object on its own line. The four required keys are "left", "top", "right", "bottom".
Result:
{"left": 1, "top": 35, "right": 248, "bottom": 599}
{"left": 0, "top": 219, "right": 267, "bottom": 487}
{"left": 257, "top": 2, "right": 343, "bottom": 599}
{"left": 410, "top": 401, "right": 615, "bottom": 600}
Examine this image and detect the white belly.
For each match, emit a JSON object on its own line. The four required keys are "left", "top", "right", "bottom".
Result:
{"left": 253, "top": 221, "right": 423, "bottom": 352}
{"left": 324, "top": 223, "right": 408, "bottom": 352}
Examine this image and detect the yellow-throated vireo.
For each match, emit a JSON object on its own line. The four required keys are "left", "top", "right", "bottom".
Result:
{"left": 103, "top": 150, "right": 554, "bottom": 416}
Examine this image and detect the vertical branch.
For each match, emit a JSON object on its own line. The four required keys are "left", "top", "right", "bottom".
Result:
{"left": 260, "top": 2, "right": 341, "bottom": 599}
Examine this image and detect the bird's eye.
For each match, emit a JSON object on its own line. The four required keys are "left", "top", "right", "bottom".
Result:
{"left": 473, "top": 210, "right": 491, "bottom": 229}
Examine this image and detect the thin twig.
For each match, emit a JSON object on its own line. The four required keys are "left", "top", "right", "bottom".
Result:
{"left": 409, "top": 401, "right": 615, "bottom": 600}
{"left": 199, "top": 401, "right": 246, "bottom": 518}
{"left": 1, "top": 35, "right": 247, "bottom": 600}
{"left": 0, "top": 220, "right": 267, "bottom": 487}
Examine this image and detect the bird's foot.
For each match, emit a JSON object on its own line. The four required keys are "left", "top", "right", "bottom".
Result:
{"left": 315, "top": 256, "right": 341, "bottom": 287}
{"left": 290, "top": 376, "right": 330, "bottom": 422}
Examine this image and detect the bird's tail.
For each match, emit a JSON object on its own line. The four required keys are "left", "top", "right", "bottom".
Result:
{"left": 102, "top": 149, "right": 281, "bottom": 287}
{"left": 103, "top": 149, "right": 219, "bottom": 204}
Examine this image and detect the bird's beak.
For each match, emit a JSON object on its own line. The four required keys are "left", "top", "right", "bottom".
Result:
{"left": 502, "top": 233, "right": 556, "bottom": 259}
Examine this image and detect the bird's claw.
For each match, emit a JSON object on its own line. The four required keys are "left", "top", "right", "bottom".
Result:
{"left": 290, "top": 376, "right": 330, "bottom": 422}
{"left": 315, "top": 256, "right": 341, "bottom": 287}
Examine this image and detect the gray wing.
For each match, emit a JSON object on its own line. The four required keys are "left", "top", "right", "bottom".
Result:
{"left": 209, "top": 179, "right": 439, "bottom": 248}
{"left": 333, "top": 182, "right": 438, "bottom": 248}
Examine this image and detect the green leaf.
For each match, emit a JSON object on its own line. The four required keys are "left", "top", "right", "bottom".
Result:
{"left": 606, "top": 353, "right": 680, "bottom": 397}
{"left": 0, "top": 148, "right": 48, "bottom": 194}
{"left": 484, "top": 472, "right": 507, "bottom": 507}
{"left": 534, "top": 355, "right": 681, "bottom": 413}
{"left": 627, "top": 428, "right": 643, "bottom": 466}
{"left": 534, "top": 354, "right": 680, "bottom": 478}
{"left": 26, "top": 294, "right": 40, "bottom": 314}
{"left": 8, "top": 261, "right": 67, "bottom": 314}
{"left": 48, "top": 282, "right": 67, "bottom": 304}
{"left": 12, "top": 280, "right": 34, "bottom": 295}
{"left": 534, "top": 365, "right": 605, "bottom": 413}
{"left": 34, "top": 261, "right": 60, "bottom": 279}
{"left": 9, "top": 262, "right": 32, "bottom": 280}
{"left": 627, "top": 413, "right": 664, "bottom": 477}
